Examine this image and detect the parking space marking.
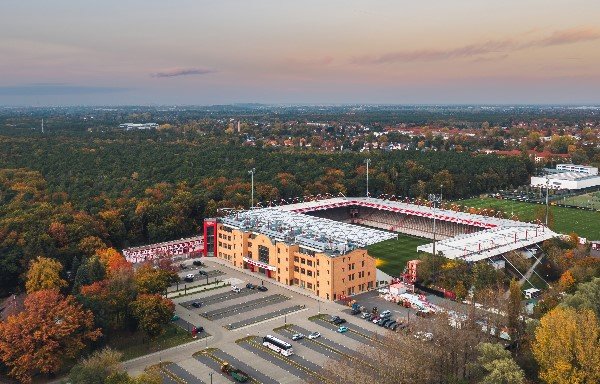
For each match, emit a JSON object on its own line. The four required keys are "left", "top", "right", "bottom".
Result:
{"left": 274, "top": 327, "right": 338, "bottom": 359}
{"left": 210, "top": 349, "right": 280, "bottom": 384}
{"left": 310, "top": 316, "right": 384, "bottom": 344}
{"left": 202, "top": 294, "right": 289, "bottom": 321}
{"left": 224, "top": 305, "right": 305, "bottom": 330}
{"left": 180, "top": 288, "right": 258, "bottom": 308}
{"left": 161, "top": 362, "right": 205, "bottom": 384}
{"left": 237, "top": 337, "right": 328, "bottom": 383}
{"left": 282, "top": 325, "right": 359, "bottom": 358}
{"left": 194, "top": 353, "right": 237, "bottom": 383}
{"left": 172, "top": 318, "right": 211, "bottom": 339}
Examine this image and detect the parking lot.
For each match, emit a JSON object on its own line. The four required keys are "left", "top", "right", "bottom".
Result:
{"left": 129, "top": 258, "right": 416, "bottom": 384}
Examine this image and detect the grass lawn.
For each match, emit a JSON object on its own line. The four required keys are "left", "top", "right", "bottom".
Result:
{"left": 107, "top": 323, "right": 194, "bottom": 361}
{"left": 458, "top": 197, "right": 600, "bottom": 240}
{"left": 367, "top": 235, "right": 429, "bottom": 277}
{"left": 562, "top": 191, "right": 600, "bottom": 210}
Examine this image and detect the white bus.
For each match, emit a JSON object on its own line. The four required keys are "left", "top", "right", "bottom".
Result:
{"left": 263, "top": 335, "right": 294, "bottom": 356}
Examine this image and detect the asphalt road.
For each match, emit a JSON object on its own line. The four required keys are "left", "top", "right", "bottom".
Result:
{"left": 181, "top": 288, "right": 258, "bottom": 308}
{"left": 165, "top": 363, "right": 206, "bottom": 384}
{"left": 194, "top": 354, "right": 236, "bottom": 383}
{"left": 237, "top": 339, "right": 313, "bottom": 382}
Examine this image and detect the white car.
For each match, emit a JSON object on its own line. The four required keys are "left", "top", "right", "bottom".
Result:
{"left": 231, "top": 286, "right": 241, "bottom": 293}
{"left": 308, "top": 332, "right": 321, "bottom": 340}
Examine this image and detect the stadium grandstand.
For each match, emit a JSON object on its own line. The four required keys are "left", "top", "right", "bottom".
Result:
{"left": 122, "top": 235, "right": 203, "bottom": 263}
{"left": 245, "top": 196, "right": 557, "bottom": 262}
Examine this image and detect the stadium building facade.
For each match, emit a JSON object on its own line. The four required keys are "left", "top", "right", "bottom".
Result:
{"left": 205, "top": 197, "right": 557, "bottom": 300}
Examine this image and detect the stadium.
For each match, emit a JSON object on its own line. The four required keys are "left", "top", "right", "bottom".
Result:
{"left": 200, "top": 196, "right": 557, "bottom": 300}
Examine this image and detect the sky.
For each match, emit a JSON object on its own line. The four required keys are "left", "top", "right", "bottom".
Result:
{"left": 1, "top": 0, "right": 600, "bottom": 105}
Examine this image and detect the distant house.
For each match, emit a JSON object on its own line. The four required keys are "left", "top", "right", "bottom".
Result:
{"left": 119, "top": 123, "right": 159, "bottom": 130}
{"left": 591, "top": 241, "right": 600, "bottom": 257}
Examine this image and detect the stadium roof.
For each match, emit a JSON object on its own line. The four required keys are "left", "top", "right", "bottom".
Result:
{"left": 221, "top": 207, "right": 397, "bottom": 255}
{"left": 222, "top": 197, "right": 557, "bottom": 261}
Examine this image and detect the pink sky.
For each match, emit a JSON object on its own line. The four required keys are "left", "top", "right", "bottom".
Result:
{"left": 1, "top": 0, "right": 599, "bottom": 105}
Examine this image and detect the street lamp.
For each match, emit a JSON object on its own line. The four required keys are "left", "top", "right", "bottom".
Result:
{"left": 210, "top": 372, "right": 213, "bottom": 384}
{"left": 249, "top": 168, "right": 256, "bottom": 209}
{"left": 365, "top": 159, "right": 371, "bottom": 197}
{"left": 545, "top": 176, "right": 550, "bottom": 227}
{"left": 428, "top": 184, "right": 443, "bottom": 257}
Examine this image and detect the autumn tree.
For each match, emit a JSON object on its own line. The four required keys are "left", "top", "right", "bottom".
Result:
{"left": 0, "top": 290, "right": 101, "bottom": 383}
{"left": 134, "top": 263, "right": 177, "bottom": 294}
{"left": 69, "top": 347, "right": 124, "bottom": 384}
{"left": 25, "top": 256, "right": 67, "bottom": 293}
{"left": 131, "top": 294, "right": 175, "bottom": 339}
{"left": 507, "top": 279, "right": 525, "bottom": 346}
{"left": 532, "top": 306, "right": 600, "bottom": 384}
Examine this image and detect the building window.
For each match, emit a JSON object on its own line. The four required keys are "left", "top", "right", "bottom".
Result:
{"left": 294, "top": 266, "right": 299, "bottom": 272}
{"left": 307, "top": 283, "right": 313, "bottom": 289}
{"left": 317, "top": 270, "right": 320, "bottom": 276}
{"left": 258, "top": 245, "right": 269, "bottom": 264}
{"left": 294, "top": 256, "right": 299, "bottom": 262}
{"left": 307, "top": 260, "right": 313, "bottom": 266}
{"left": 277, "top": 258, "right": 280, "bottom": 264}
{"left": 307, "top": 270, "right": 313, "bottom": 277}
{"left": 301, "top": 258, "right": 306, "bottom": 264}
{"left": 362, "top": 260, "right": 365, "bottom": 267}
{"left": 301, "top": 268, "right": 305, "bottom": 274}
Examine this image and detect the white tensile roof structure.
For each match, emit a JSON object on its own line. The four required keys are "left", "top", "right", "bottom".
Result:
{"left": 221, "top": 207, "right": 397, "bottom": 255}
{"left": 222, "top": 197, "right": 557, "bottom": 261}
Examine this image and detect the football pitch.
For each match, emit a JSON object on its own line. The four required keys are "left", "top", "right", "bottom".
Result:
{"left": 368, "top": 235, "right": 429, "bottom": 277}
{"left": 458, "top": 197, "right": 599, "bottom": 240}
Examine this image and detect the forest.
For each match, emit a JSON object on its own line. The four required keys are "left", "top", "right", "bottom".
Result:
{"left": 0, "top": 129, "right": 533, "bottom": 296}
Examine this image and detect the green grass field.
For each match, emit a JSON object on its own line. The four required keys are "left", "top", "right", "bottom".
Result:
{"left": 561, "top": 191, "right": 600, "bottom": 210}
{"left": 367, "top": 235, "right": 429, "bottom": 277}
{"left": 458, "top": 197, "right": 600, "bottom": 240}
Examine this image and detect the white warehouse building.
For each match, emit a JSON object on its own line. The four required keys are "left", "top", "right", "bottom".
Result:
{"left": 556, "top": 164, "right": 598, "bottom": 175}
{"left": 531, "top": 172, "right": 600, "bottom": 190}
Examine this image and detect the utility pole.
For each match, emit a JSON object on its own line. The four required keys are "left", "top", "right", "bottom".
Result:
{"left": 365, "top": 158, "right": 371, "bottom": 197}
{"left": 545, "top": 176, "right": 550, "bottom": 227}
{"left": 249, "top": 168, "right": 256, "bottom": 209}
{"left": 41, "top": 119, "right": 44, "bottom": 134}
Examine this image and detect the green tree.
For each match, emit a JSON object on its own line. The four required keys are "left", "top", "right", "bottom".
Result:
{"left": 474, "top": 342, "right": 525, "bottom": 384}
{"left": 131, "top": 294, "right": 175, "bottom": 339}
{"left": 562, "top": 277, "right": 600, "bottom": 319}
{"left": 69, "top": 348, "right": 124, "bottom": 384}
{"left": 507, "top": 279, "right": 525, "bottom": 345}
{"left": 134, "top": 263, "right": 176, "bottom": 294}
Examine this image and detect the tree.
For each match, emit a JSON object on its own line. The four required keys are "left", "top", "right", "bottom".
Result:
{"left": 25, "top": 256, "right": 67, "bottom": 293}
{"left": 131, "top": 294, "right": 175, "bottom": 339}
{"left": 507, "top": 279, "right": 525, "bottom": 345}
{"left": 73, "top": 256, "right": 106, "bottom": 293}
{"left": 454, "top": 281, "right": 468, "bottom": 301}
{"left": 558, "top": 270, "right": 576, "bottom": 293}
{"left": 562, "top": 277, "right": 600, "bottom": 319}
{"left": 532, "top": 307, "right": 600, "bottom": 384}
{"left": 69, "top": 347, "right": 124, "bottom": 384}
{"left": 134, "top": 263, "right": 177, "bottom": 294}
{"left": 534, "top": 206, "right": 555, "bottom": 229}
{"left": 474, "top": 342, "right": 525, "bottom": 384}
{"left": 0, "top": 290, "right": 101, "bottom": 384}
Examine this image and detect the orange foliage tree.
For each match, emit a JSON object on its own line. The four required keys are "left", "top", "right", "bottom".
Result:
{"left": 0, "top": 290, "right": 101, "bottom": 383}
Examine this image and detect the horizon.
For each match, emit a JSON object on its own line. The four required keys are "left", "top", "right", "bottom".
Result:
{"left": 2, "top": 1, "right": 600, "bottom": 105}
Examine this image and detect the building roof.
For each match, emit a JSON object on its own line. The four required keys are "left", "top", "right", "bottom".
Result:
{"left": 221, "top": 207, "right": 397, "bottom": 255}
{"left": 223, "top": 197, "right": 557, "bottom": 261}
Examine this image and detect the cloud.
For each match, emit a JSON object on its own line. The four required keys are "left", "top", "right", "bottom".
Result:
{"left": 0, "top": 83, "right": 129, "bottom": 96}
{"left": 150, "top": 67, "right": 216, "bottom": 78}
{"left": 353, "top": 27, "right": 600, "bottom": 65}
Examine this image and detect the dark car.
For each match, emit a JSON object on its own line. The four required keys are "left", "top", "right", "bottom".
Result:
{"left": 350, "top": 308, "right": 361, "bottom": 315}
{"left": 333, "top": 318, "right": 347, "bottom": 325}
{"left": 246, "top": 283, "right": 256, "bottom": 289}
{"left": 257, "top": 285, "right": 268, "bottom": 292}
{"left": 196, "top": 326, "right": 204, "bottom": 333}
{"left": 192, "top": 260, "right": 203, "bottom": 266}
{"left": 197, "top": 270, "right": 208, "bottom": 276}
{"left": 191, "top": 301, "right": 202, "bottom": 308}
{"left": 377, "top": 318, "right": 388, "bottom": 326}
{"left": 386, "top": 321, "right": 397, "bottom": 329}
{"left": 179, "top": 263, "right": 188, "bottom": 270}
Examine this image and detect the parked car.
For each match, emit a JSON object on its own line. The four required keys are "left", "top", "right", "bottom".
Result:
{"left": 179, "top": 263, "right": 188, "bottom": 270}
{"left": 385, "top": 321, "right": 397, "bottom": 329}
{"left": 372, "top": 316, "right": 381, "bottom": 323}
{"left": 171, "top": 315, "right": 180, "bottom": 321}
{"left": 337, "top": 326, "right": 349, "bottom": 333}
{"left": 361, "top": 312, "right": 371, "bottom": 319}
{"left": 380, "top": 310, "right": 392, "bottom": 318}
{"left": 231, "top": 286, "right": 241, "bottom": 293}
{"left": 330, "top": 315, "right": 341, "bottom": 322}
{"left": 196, "top": 326, "right": 204, "bottom": 333}
{"left": 184, "top": 273, "right": 195, "bottom": 282}
{"left": 391, "top": 323, "right": 400, "bottom": 331}
{"left": 192, "top": 260, "right": 203, "bottom": 266}
{"left": 257, "top": 285, "right": 268, "bottom": 292}
{"left": 191, "top": 301, "right": 202, "bottom": 308}
{"left": 350, "top": 308, "right": 361, "bottom": 315}
{"left": 308, "top": 332, "right": 321, "bottom": 340}
{"left": 377, "top": 318, "right": 388, "bottom": 326}
{"left": 291, "top": 333, "right": 304, "bottom": 341}
{"left": 246, "top": 283, "right": 256, "bottom": 289}
{"left": 333, "top": 318, "right": 347, "bottom": 325}
{"left": 197, "top": 270, "right": 208, "bottom": 276}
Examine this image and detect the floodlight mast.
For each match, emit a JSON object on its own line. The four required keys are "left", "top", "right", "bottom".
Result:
{"left": 429, "top": 184, "right": 443, "bottom": 257}
{"left": 365, "top": 158, "right": 371, "bottom": 197}
{"left": 249, "top": 168, "right": 256, "bottom": 209}
{"left": 545, "top": 176, "right": 549, "bottom": 227}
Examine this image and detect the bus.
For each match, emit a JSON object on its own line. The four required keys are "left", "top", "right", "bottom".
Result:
{"left": 262, "top": 335, "right": 294, "bottom": 356}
